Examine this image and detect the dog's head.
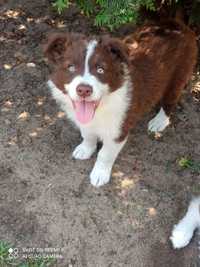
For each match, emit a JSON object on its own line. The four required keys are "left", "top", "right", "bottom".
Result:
{"left": 43, "top": 32, "right": 130, "bottom": 124}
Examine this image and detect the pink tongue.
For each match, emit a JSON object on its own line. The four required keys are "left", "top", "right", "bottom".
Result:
{"left": 74, "top": 101, "right": 95, "bottom": 124}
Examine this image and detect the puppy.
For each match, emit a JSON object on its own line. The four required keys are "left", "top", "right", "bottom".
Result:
{"left": 170, "top": 197, "right": 200, "bottom": 249}
{"left": 43, "top": 20, "right": 197, "bottom": 187}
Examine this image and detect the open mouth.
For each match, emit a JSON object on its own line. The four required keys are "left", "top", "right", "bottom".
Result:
{"left": 72, "top": 100, "right": 100, "bottom": 124}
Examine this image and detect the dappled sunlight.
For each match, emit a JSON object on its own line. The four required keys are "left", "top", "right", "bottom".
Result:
{"left": 112, "top": 170, "right": 124, "bottom": 178}
{"left": 36, "top": 127, "right": 43, "bottom": 132}
{"left": 5, "top": 108, "right": 67, "bottom": 146}
{"left": 3, "top": 64, "right": 12, "bottom": 70}
{"left": 1, "top": 100, "right": 13, "bottom": 112}
{"left": 25, "top": 111, "right": 66, "bottom": 139}
{"left": 112, "top": 170, "right": 142, "bottom": 198}
{"left": 29, "top": 131, "right": 38, "bottom": 137}
{"left": 18, "top": 24, "right": 26, "bottom": 31}
{"left": 26, "top": 62, "right": 36, "bottom": 67}
{"left": 192, "top": 71, "right": 200, "bottom": 102}
{"left": 4, "top": 9, "right": 21, "bottom": 19}
{"left": 8, "top": 136, "right": 17, "bottom": 146}
{"left": 4, "top": 100, "right": 13, "bottom": 108}
{"left": 148, "top": 207, "right": 157, "bottom": 217}
{"left": 56, "top": 21, "right": 66, "bottom": 28}
{"left": 37, "top": 97, "right": 46, "bottom": 106}
{"left": 57, "top": 111, "right": 65, "bottom": 118}
{"left": 17, "top": 111, "right": 30, "bottom": 121}
{"left": 4, "top": 92, "right": 67, "bottom": 143}
{"left": 121, "top": 178, "right": 135, "bottom": 189}
{"left": 44, "top": 114, "right": 52, "bottom": 122}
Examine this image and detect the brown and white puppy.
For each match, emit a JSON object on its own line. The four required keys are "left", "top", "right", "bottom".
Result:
{"left": 43, "top": 20, "right": 197, "bottom": 187}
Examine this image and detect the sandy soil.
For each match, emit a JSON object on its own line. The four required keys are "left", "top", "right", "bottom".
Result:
{"left": 0, "top": 1, "right": 200, "bottom": 266}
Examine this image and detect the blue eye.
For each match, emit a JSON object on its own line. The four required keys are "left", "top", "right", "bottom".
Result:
{"left": 68, "top": 64, "right": 76, "bottom": 73}
{"left": 97, "top": 67, "right": 104, "bottom": 74}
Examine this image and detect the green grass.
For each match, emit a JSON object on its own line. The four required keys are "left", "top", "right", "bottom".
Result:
{"left": 18, "top": 258, "right": 55, "bottom": 267}
{"left": 0, "top": 241, "right": 16, "bottom": 266}
{"left": 0, "top": 241, "right": 56, "bottom": 267}
{"left": 178, "top": 157, "right": 200, "bottom": 173}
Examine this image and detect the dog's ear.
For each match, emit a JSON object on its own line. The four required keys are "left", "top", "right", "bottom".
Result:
{"left": 43, "top": 33, "right": 69, "bottom": 64}
{"left": 101, "top": 36, "right": 130, "bottom": 65}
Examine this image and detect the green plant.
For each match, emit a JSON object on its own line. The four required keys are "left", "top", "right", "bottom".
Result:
{"left": 52, "top": 0, "right": 70, "bottom": 14}
{"left": 52, "top": 0, "right": 156, "bottom": 29}
{"left": 0, "top": 241, "right": 16, "bottom": 266}
{"left": 18, "top": 258, "right": 55, "bottom": 267}
{"left": 52, "top": 0, "right": 200, "bottom": 30}
{"left": 178, "top": 157, "right": 200, "bottom": 173}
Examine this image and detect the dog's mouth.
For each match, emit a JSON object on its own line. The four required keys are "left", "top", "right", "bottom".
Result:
{"left": 72, "top": 100, "right": 100, "bottom": 124}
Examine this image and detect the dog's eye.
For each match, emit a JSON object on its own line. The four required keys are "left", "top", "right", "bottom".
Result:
{"left": 97, "top": 67, "right": 104, "bottom": 74}
{"left": 68, "top": 64, "right": 76, "bottom": 73}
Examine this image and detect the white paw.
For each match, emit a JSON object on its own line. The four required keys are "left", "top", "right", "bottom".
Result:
{"left": 72, "top": 143, "right": 96, "bottom": 160}
{"left": 148, "top": 108, "right": 170, "bottom": 133}
{"left": 90, "top": 165, "right": 111, "bottom": 187}
{"left": 170, "top": 226, "right": 193, "bottom": 249}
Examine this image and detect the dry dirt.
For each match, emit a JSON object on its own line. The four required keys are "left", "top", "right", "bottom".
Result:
{"left": 0, "top": 1, "right": 200, "bottom": 266}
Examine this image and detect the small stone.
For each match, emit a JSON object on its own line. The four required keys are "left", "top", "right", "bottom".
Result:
{"left": 26, "top": 62, "right": 36, "bottom": 67}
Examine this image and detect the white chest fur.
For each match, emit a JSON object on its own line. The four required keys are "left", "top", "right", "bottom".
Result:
{"left": 48, "top": 79, "right": 131, "bottom": 141}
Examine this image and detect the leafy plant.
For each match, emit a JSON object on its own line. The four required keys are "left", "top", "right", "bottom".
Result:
{"left": 52, "top": 0, "right": 200, "bottom": 30}
{"left": 178, "top": 157, "right": 200, "bottom": 173}
{"left": 52, "top": 0, "right": 70, "bottom": 14}
{"left": 52, "top": 0, "right": 156, "bottom": 29}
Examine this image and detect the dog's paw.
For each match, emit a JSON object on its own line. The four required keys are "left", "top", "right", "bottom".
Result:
{"left": 72, "top": 143, "right": 96, "bottom": 160}
{"left": 90, "top": 165, "right": 111, "bottom": 187}
{"left": 170, "top": 226, "right": 193, "bottom": 249}
{"left": 148, "top": 108, "right": 170, "bottom": 133}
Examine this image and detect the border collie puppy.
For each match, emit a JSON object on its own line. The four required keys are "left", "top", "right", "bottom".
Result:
{"left": 170, "top": 197, "right": 200, "bottom": 249}
{"left": 43, "top": 20, "right": 197, "bottom": 187}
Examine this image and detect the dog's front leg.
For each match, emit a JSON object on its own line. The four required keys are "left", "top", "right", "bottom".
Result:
{"left": 72, "top": 129, "right": 97, "bottom": 160}
{"left": 90, "top": 138, "right": 127, "bottom": 187}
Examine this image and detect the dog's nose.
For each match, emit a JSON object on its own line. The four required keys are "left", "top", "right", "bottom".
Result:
{"left": 76, "top": 84, "right": 93, "bottom": 98}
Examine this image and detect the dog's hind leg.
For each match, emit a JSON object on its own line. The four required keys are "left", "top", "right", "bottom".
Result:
{"left": 148, "top": 64, "right": 193, "bottom": 134}
{"left": 148, "top": 107, "right": 170, "bottom": 133}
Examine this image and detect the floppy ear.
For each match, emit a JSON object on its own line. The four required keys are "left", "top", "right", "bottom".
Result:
{"left": 101, "top": 36, "right": 130, "bottom": 65}
{"left": 43, "top": 33, "right": 69, "bottom": 64}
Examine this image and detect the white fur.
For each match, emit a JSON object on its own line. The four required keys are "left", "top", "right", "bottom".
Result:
{"left": 148, "top": 107, "right": 170, "bottom": 133}
{"left": 90, "top": 138, "right": 127, "bottom": 187}
{"left": 170, "top": 197, "right": 200, "bottom": 249}
{"left": 65, "top": 40, "right": 109, "bottom": 103}
{"left": 72, "top": 134, "right": 97, "bottom": 160}
{"left": 48, "top": 39, "right": 132, "bottom": 187}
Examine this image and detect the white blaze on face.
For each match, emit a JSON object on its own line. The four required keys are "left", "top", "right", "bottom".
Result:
{"left": 84, "top": 40, "right": 97, "bottom": 75}
{"left": 73, "top": 40, "right": 98, "bottom": 124}
{"left": 65, "top": 40, "right": 109, "bottom": 125}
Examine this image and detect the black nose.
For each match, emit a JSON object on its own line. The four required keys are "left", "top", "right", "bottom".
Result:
{"left": 76, "top": 84, "right": 93, "bottom": 98}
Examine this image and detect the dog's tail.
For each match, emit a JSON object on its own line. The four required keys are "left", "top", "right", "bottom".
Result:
{"left": 170, "top": 197, "right": 200, "bottom": 249}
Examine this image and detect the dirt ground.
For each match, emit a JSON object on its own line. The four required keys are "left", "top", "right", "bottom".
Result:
{"left": 0, "top": 1, "right": 200, "bottom": 266}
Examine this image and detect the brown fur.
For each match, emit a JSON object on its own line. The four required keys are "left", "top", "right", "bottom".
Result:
{"left": 44, "top": 20, "right": 198, "bottom": 143}
{"left": 44, "top": 33, "right": 128, "bottom": 94}
{"left": 117, "top": 20, "right": 198, "bottom": 141}
{"left": 44, "top": 32, "right": 87, "bottom": 93}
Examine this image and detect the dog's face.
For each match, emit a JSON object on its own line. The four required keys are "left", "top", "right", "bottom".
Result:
{"left": 44, "top": 33, "right": 129, "bottom": 124}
